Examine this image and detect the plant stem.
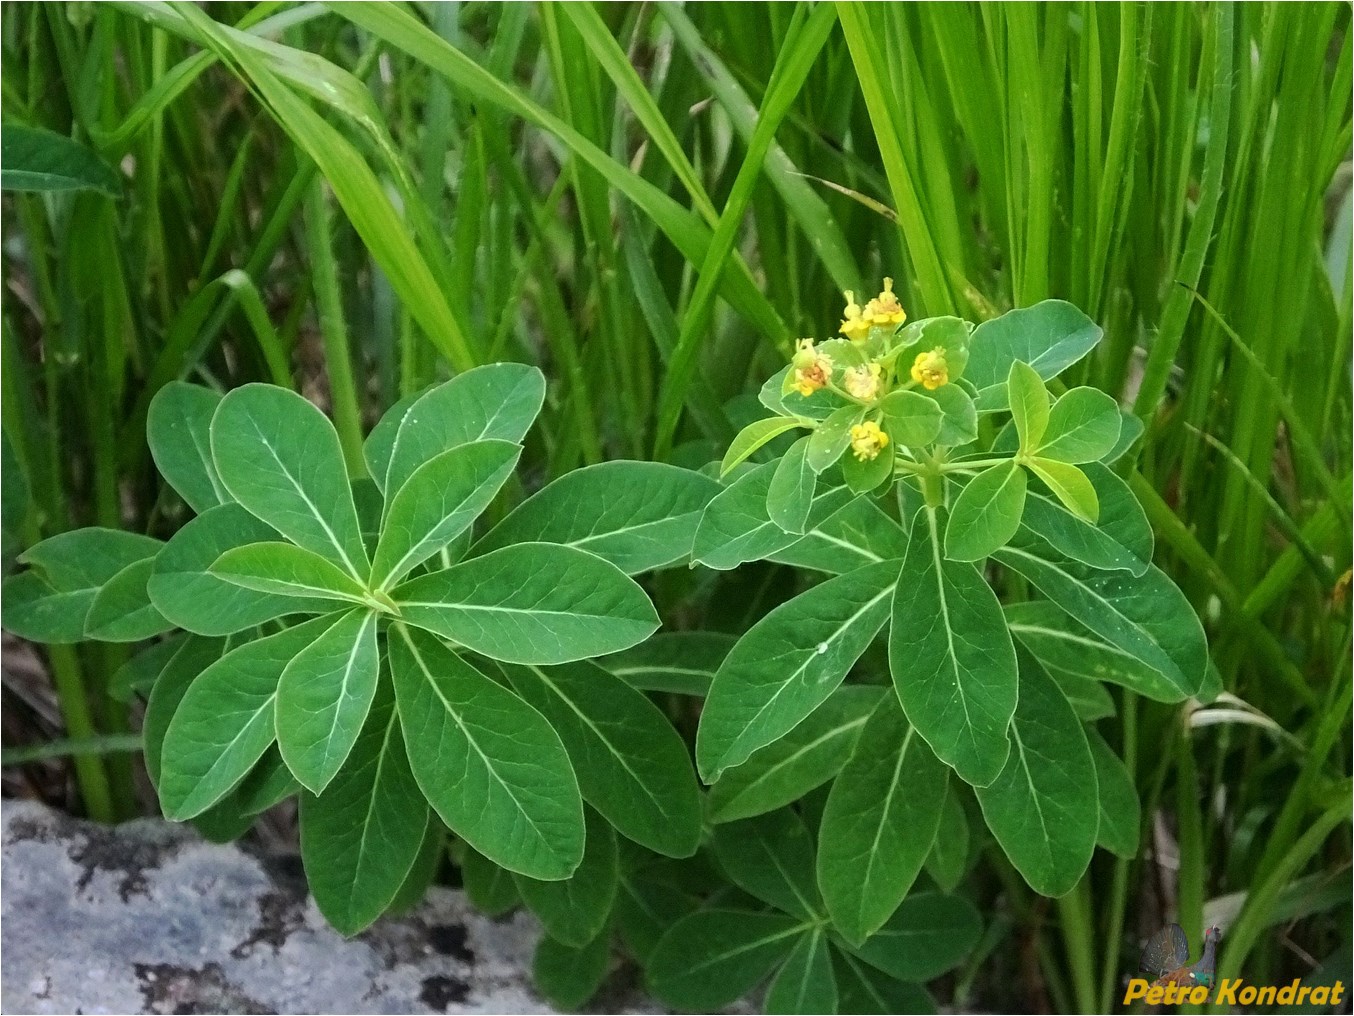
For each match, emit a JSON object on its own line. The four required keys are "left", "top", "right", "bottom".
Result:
{"left": 1057, "top": 879, "right": 1099, "bottom": 1014}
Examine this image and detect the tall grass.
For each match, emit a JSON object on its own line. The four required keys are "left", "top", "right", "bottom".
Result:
{"left": 2, "top": 3, "right": 1348, "bottom": 1010}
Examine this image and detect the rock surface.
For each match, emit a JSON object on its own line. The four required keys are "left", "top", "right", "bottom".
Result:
{"left": 1, "top": 799, "right": 646, "bottom": 1015}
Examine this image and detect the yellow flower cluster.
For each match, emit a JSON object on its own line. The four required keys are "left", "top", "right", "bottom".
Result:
{"left": 910, "top": 346, "right": 949, "bottom": 390}
{"left": 791, "top": 338, "right": 834, "bottom": 397}
{"left": 850, "top": 420, "right": 889, "bottom": 461}
{"left": 839, "top": 278, "right": 907, "bottom": 341}
{"left": 843, "top": 362, "right": 883, "bottom": 402}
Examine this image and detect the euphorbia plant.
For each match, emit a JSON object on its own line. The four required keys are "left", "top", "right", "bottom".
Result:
{"left": 2, "top": 363, "right": 717, "bottom": 946}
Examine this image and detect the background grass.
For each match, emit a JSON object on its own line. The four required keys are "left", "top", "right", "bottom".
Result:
{"left": 2, "top": 2, "right": 1350, "bottom": 1011}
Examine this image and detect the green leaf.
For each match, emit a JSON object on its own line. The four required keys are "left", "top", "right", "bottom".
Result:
{"left": 111, "top": 633, "right": 188, "bottom": 702}
{"left": 817, "top": 695, "right": 948, "bottom": 945}
{"left": 1101, "top": 410, "right": 1144, "bottom": 464}
{"left": 646, "top": 910, "right": 805, "bottom": 1012}
{"left": 832, "top": 949, "right": 937, "bottom": 1014}
{"left": 299, "top": 679, "right": 431, "bottom": 935}
{"left": 890, "top": 508, "right": 1017, "bottom": 787}
{"left": 878, "top": 389, "right": 944, "bottom": 447}
{"left": 143, "top": 635, "right": 230, "bottom": 787}
{"left": 767, "top": 437, "right": 816, "bottom": 534}
{"left": 896, "top": 316, "right": 973, "bottom": 379}
{"left": 533, "top": 923, "right": 612, "bottom": 1011}
{"left": 502, "top": 660, "right": 702, "bottom": 858}
{"left": 392, "top": 543, "right": 659, "bottom": 665}
{"left": 362, "top": 386, "right": 426, "bottom": 491}
{"left": 1087, "top": 728, "right": 1140, "bottom": 860}
{"left": 974, "top": 651, "right": 1099, "bottom": 896}
{"left": 806, "top": 404, "right": 865, "bottom": 473}
{"left": 473, "top": 460, "right": 719, "bottom": 575}
{"left": 923, "top": 787, "right": 971, "bottom": 893}
{"left": 85, "top": 558, "right": 173, "bottom": 642}
{"left": 917, "top": 383, "right": 977, "bottom": 446}
{"left": 696, "top": 560, "right": 897, "bottom": 782}
{"left": 147, "top": 382, "right": 229, "bottom": 513}
{"left": 965, "top": 301, "right": 1103, "bottom": 411}
{"left": 210, "top": 542, "right": 370, "bottom": 604}
{"left": 233, "top": 746, "right": 300, "bottom": 816}
{"left": 1037, "top": 388, "right": 1122, "bottom": 463}
{"left": 1007, "top": 361, "right": 1050, "bottom": 452}
{"left": 461, "top": 845, "right": 521, "bottom": 917}
{"left": 721, "top": 416, "right": 809, "bottom": 477}
{"left": 712, "top": 809, "right": 822, "bottom": 920}
{"left": 388, "top": 625, "right": 584, "bottom": 879}
{"left": 379, "top": 363, "right": 545, "bottom": 500}
{"left": 3, "top": 529, "right": 164, "bottom": 643}
{"left": 707, "top": 686, "right": 883, "bottom": 824}
{"left": 148, "top": 503, "right": 335, "bottom": 635}
{"left": 1, "top": 124, "right": 121, "bottom": 195}
{"left": 211, "top": 384, "right": 369, "bottom": 580}
{"left": 600, "top": 631, "right": 734, "bottom": 697}
{"left": 944, "top": 462, "right": 1027, "bottom": 562}
{"left": 1020, "top": 462, "right": 1152, "bottom": 576}
{"left": 842, "top": 891, "right": 981, "bottom": 982}
{"left": 160, "top": 616, "right": 338, "bottom": 820}
{"left": 1050, "top": 669, "right": 1117, "bottom": 721}
{"left": 771, "top": 496, "right": 909, "bottom": 575}
{"left": 276, "top": 608, "right": 380, "bottom": 794}
{"left": 765, "top": 930, "right": 837, "bottom": 1015}
{"left": 386, "top": 822, "right": 445, "bottom": 917}
{"left": 994, "top": 534, "right": 1208, "bottom": 697}
{"left": 516, "top": 809, "right": 617, "bottom": 946}
{"left": 1026, "top": 458, "right": 1098, "bottom": 522}
{"left": 1004, "top": 601, "right": 1187, "bottom": 702}
{"left": 371, "top": 440, "right": 520, "bottom": 589}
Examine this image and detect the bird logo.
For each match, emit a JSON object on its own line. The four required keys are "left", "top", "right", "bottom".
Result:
{"left": 1141, "top": 924, "right": 1222, "bottom": 988}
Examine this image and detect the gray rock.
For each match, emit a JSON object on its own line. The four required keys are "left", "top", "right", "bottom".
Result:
{"left": 1, "top": 799, "right": 653, "bottom": 1015}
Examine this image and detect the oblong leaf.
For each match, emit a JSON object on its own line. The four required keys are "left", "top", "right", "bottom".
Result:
{"left": 842, "top": 891, "right": 981, "bottom": 982}
{"left": 879, "top": 389, "right": 943, "bottom": 447}
{"left": 148, "top": 503, "right": 335, "bottom": 635}
{"left": 210, "top": 542, "right": 370, "bottom": 604}
{"left": 765, "top": 930, "right": 837, "bottom": 1016}
{"left": 388, "top": 625, "right": 584, "bottom": 879}
{"left": 276, "top": 608, "right": 380, "bottom": 794}
{"left": 392, "top": 543, "right": 659, "bottom": 665}
{"left": 84, "top": 558, "right": 173, "bottom": 642}
{"left": 944, "top": 462, "right": 1027, "bottom": 562}
{"left": 211, "top": 384, "right": 369, "bottom": 580}
{"left": 160, "top": 615, "right": 338, "bottom": 820}
{"left": 965, "top": 301, "right": 1103, "bottom": 411}
{"left": 473, "top": 460, "right": 719, "bottom": 575}
{"left": 712, "top": 809, "right": 822, "bottom": 919}
{"left": 807, "top": 404, "right": 865, "bottom": 473}
{"left": 299, "top": 680, "right": 431, "bottom": 935}
{"left": 1037, "top": 387, "right": 1122, "bottom": 463}
{"left": 502, "top": 660, "right": 702, "bottom": 858}
{"left": 371, "top": 439, "right": 521, "bottom": 588}
{"left": 770, "top": 496, "right": 909, "bottom": 575}
{"left": 817, "top": 695, "right": 948, "bottom": 944}
{"left": 147, "top": 382, "right": 229, "bottom": 513}
{"left": 600, "top": 631, "right": 734, "bottom": 697}
{"left": 646, "top": 910, "right": 805, "bottom": 1012}
{"left": 721, "top": 416, "right": 808, "bottom": 476}
{"left": 1007, "top": 361, "right": 1050, "bottom": 451}
{"left": 1020, "top": 461, "right": 1151, "bottom": 576}
{"left": 515, "top": 809, "right": 618, "bottom": 947}
{"left": 1026, "top": 458, "right": 1098, "bottom": 522}
{"left": 890, "top": 508, "right": 1017, "bottom": 787}
{"left": 973, "top": 651, "right": 1098, "bottom": 896}
{"left": 696, "top": 559, "right": 898, "bottom": 782}
{"left": 1087, "top": 727, "right": 1141, "bottom": 859}
{"left": 766, "top": 437, "right": 816, "bottom": 534}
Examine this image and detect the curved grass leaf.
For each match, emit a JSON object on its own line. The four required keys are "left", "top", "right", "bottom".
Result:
{"left": 299, "top": 679, "right": 431, "bottom": 935}
{"left": 515, "top": 808, "right": 617, "bottom": 947}
{"left": 473, "top": 460, "right": 719, "bottom": 575}
{"left": 817, "top": 695, "right": 948, "bottom": 944}
{"left": 712, "top": 809, "right": 823, "bottom": 920}
{"left": 765, "top": 929, "right": 837, "bottom": 1015}
{"left": 148, "top": 503, "right": 335, "bottom": 636}
{"left": 392, "top": 543, "right": 659, "bottom": 665}
{"left": 973, "top": 651, "right": 1098, "bottom": 896}
{"left": 160, "top": 615, "right": 338, "bottom": 820}
{"left": 945, "top": 461, "right": 1027, "bottom": 562}
{"left": 995, "top": 533, "right": 1208, "bottom": 697}
{"left": 1, "top": 124, "right": 121, "bottom": 195}
{"left": 371, "top": 439, "right": 520, "bottom": 589}
{"left": 211, "top": 384, "right": 369, "bottom": 580}
{"left": 380, "top": 364, "right": 545, "bottom": 501}
{"left": 147, "top": 382, "right": 229, "bottom": 513}
{"left": 276, "top": 608, "right": 379, "bottom": 794}
{"left": 708, "top": 685, "right": 883, "bottom": 824}
{"left": 646, "top": 910, "right": 805, "bottom": 1012}
{"left": 696, "top": 559, "right": 898, "bottom": 782}
{"left": 502, "top": 660, "right": 702, "bottom": 858}
{"left": 388, "top": 625, "right": 584, "bottom": 880}
{"left": 890, "top": 507, "right": 1017, "bottom": 787}
{"left": 965, "top": 301, "right": 1103, "bottom": 411}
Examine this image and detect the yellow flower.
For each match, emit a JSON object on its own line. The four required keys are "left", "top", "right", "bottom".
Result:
{"left": 792, "top": 342, "right": 834, "bottom": 397}
{"left": 863, "top": 277, "right": 907, "bottom": 327}
{"left": 843, "top": 361, "right": 883, "bottom": 402}
{"left": 839, "top": 290, "right": 871, "bottom": 342}
{"left": 850, "top": 420, "right": 890, "bottom": 461}
{"left": 910, "top": 346, "right": 949, "bottom": 390}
